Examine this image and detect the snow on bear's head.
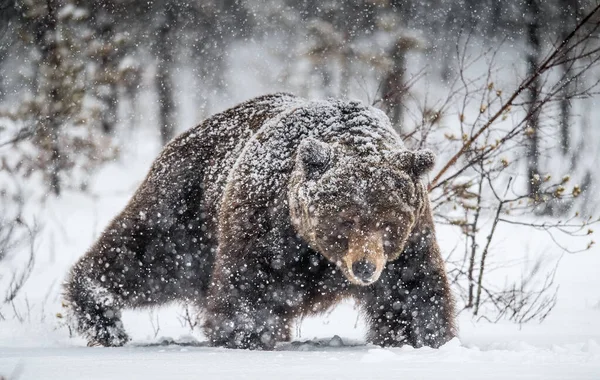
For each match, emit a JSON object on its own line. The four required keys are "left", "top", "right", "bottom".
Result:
{"left": 289, "top": 137, "right": 435, "bottom": 286}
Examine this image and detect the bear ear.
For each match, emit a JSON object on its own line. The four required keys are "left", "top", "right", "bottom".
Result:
{"left": 414, "top": 149, "right": 436, "bottom": 176}
{"left": 297, "top": 138, "right": 332, "bottom": 175}
{"left": 392, "top": 149, "right": 436, "bottom": 178}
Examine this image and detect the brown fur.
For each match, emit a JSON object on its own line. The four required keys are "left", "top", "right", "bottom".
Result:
{"left": 344, "top": 230, "right": 386, "bottom": 285}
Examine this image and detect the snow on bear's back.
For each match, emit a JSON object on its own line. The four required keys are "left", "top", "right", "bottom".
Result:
{"left": 230, "top": 97, "right": 404, "bottom": 196}
{"left": 193, "top": 93, "right": 303, "bottom": 207}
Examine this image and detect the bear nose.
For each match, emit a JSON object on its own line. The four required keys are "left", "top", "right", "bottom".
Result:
{"left": 352, "top": 260, "right": 376, "bottom": 283}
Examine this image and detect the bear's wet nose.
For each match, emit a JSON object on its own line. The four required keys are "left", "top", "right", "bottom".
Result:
{"left": 352, "top": 260, "right": 376, "bottom": 282}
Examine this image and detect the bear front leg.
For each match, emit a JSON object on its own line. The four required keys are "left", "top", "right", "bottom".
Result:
{"left": 359, "top": 232, "right": 456, "bottom": 348}
{"left": 204, "top": 264, "right": 292, "bottom": 350}
{"left": 64, "top": 266, "right": 129, "bottom": 347}
{"left": 361, "top": 268, "right": 455, "bottom": 348}
{"left": 204, "top": 302, "right": 290, "bottom": 350}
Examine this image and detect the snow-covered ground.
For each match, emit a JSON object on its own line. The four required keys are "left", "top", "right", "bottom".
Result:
{"left": 1, "top": 306, "right": 600, "bottom": 379}
{"left": 1, "top": 127, "right": 599, "bottom": 380}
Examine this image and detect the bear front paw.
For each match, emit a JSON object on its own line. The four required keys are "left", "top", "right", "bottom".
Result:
{"left": 207, "top": 327, "right": 277, "bottom": 350}
{"left": 204, "top": 317, "right": 278, "bottom": 350}
{"left": 369, "top": 324, "right": 452, "bottom": 349}
{"left": 86, "top": 321, "right": 130, "bottom": 347}
{"left": 369, "top": 328, "right": 409, "bottom": 348}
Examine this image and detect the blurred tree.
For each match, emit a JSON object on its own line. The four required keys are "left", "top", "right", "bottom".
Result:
{"left": 524, "top": 0, "right": 542, "bottom": 198}
{"left": 558, "top": 0, "right": 576, "bottom": 155}
{"left": 87, "top": 1, "right": 122, "bottom": 135}
{"left": 155, "top": 1, "right": 176, "bottom": 145}
{"left": 305, "top": 19, "right": 345, "bottom": 97}
{"left": 188, "top": 1, "right": 244, "bottom": 118}
{"left": 0, "top": 0, "right": 117, "bottom": 194}
{"left": 0, "top": 0, "right": 19, "bottom": 102}
{"left": 380, "top": 34, "right": 422, "bottom": 133}
{"left": 30, "top": 0, "right": 64, "bottom": 194}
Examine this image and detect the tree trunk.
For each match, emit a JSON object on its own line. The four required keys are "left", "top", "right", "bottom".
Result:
{"left": 559, "top": 0, "right": 575, "bottom": 155}
{"left": 525, "top": 0, "right": 541, "bottom": 197}
{"left": 0, "top": 0, "right": 16, "bottom": 103}
{"left": 156, "top": 5, "right": 176, "bottom": 145}
{"left": 338, "top": 32, "right": 351, "bottom": 98}
{"left": 317, "top": 60, "right": 334, "bottom": 98}
{"left": 94, "top": 9, "right": 119, "bottom": 135}
{"left": 191, "top": 3, "right": 225, "bottom": 119}
{"left": 37, "top": 0, "right": 62, "bottom": 195}
{"left": 381, "top": 37, "right": 408, "bottom": 134}
{"left": 0, "top": 50, "right": 5, "bottom": 103}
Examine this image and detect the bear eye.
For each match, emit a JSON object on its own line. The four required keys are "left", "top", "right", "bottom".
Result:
{"left": 382, "top": 222, "right": 401, "bottom": 241}
{"left": 381, "top": 222, "right": 394, "bottom": 232}
{"left": 340, "top": 220, "right": 355, "bottom": 229}
{"left": 395, "top": 177, "right": 411, "bottom": 190}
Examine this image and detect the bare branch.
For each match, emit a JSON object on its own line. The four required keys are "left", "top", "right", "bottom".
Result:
{"left": 429, "top": 3, "right": 600, "bottom": 190}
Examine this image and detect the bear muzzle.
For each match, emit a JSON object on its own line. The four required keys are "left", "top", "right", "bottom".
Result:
{"left": 342, "top": 231, "right": 386, "bottom": 286}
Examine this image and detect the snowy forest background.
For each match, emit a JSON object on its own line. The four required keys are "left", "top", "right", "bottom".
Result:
{"left": 1, "top": 0, "right": 600, "bottom": 362}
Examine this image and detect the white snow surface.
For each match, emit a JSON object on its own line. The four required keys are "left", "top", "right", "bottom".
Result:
{"left": 1, "top": 127, "right": 600, "bottom": 380}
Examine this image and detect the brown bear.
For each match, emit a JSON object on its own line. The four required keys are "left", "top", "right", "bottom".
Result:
{"left": 64, "top": 93, "right": 456, "bottom": 349}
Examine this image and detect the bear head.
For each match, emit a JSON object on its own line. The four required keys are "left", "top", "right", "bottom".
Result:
{"left": 289, "top": 137, "right": 435, "bottom": 286}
